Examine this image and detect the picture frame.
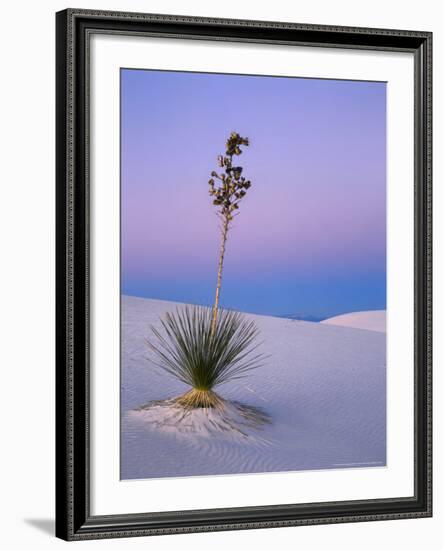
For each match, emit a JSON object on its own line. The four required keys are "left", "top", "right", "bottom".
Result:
{"left": 55, "top": 8, "right": 432, "bottom": 541}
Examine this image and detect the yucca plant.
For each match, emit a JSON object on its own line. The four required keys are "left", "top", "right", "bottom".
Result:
{"left": 148, "top": 306, "right": 264, "bottom": 408}
{"left": 148, "top": 132, "right": 263, "bottom": 409}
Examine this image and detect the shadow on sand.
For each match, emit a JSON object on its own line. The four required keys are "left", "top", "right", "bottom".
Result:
{"left": 132, "top": 395, "right": 271, "bottom": 440}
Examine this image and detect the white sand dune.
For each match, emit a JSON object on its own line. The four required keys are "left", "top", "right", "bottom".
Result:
{"left": 321, "top": 310, "right": 386, "bottom": 333}
{"left": 121, "top": 296, "right": 386, "bottom": 480}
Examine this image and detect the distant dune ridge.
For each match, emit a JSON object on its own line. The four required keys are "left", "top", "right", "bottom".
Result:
{"left": 321, "top": 310, "right": 386, "bottom": 333}
{"left": 121, "top": 295, "right": 386, "bottom": 480}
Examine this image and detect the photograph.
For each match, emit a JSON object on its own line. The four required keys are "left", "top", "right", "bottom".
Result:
{"left": 53, "top": 7, "right": 432, "bottom": 541}
{"left": 120, "top": 68, "right": 387, "bottom": 481}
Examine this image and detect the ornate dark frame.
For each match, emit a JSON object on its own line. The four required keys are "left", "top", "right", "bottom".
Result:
{"left": 55, "top": 8, "right": 432, "bottom": 541}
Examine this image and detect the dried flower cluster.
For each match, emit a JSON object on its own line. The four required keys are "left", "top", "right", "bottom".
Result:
{"left": 208, "top": 132, "right": 252, "bottom": 222}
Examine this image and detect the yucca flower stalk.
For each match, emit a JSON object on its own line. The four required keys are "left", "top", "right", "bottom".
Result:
{"left": 147, "top": 132, "right": 263, "bottom": 410}
{"left": 208, "top": 132, "right": 252, "bottom": 337}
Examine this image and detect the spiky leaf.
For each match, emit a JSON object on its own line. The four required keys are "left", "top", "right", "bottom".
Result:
{"left": 147, "top": 306, "right": 265, "bottom": 391}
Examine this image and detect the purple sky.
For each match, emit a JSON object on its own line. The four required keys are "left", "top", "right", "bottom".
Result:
{"left": 121, "top": 69, "right": 386, "bottom": 319}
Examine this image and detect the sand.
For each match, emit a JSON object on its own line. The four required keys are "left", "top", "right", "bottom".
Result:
{"left": 321, "top": 310, "right": 386, "bottom": 333}
{"left": 121, "top": 296, "right": 386, "bottom": 480}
